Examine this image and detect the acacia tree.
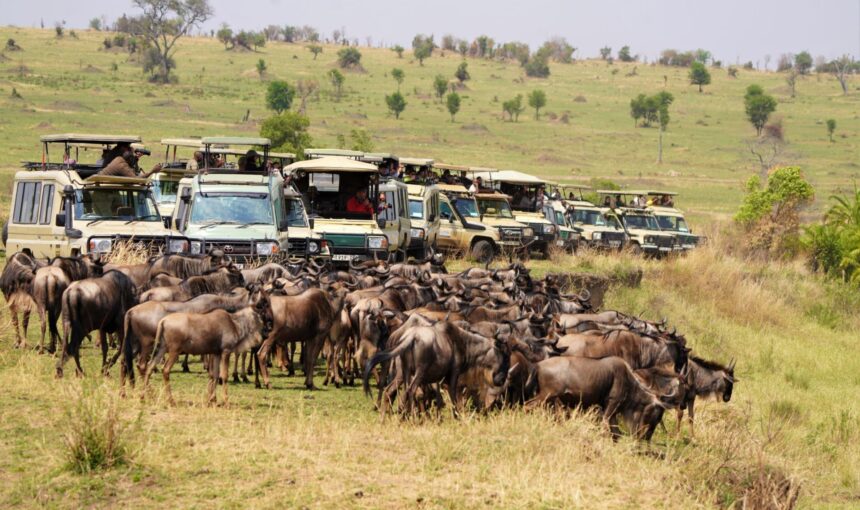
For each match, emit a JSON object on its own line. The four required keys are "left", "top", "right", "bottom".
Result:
{"left": 256, "top": 58, "right": 267, "bottom": 79}
{"left": 216, "top": 23, "right": 232, "bottom": 49}
{"left": 446, "top": 92, "right": 461, "bottom": 122}
{"left": 327, "top": 69, "right": 345, "bottom": 100}
{"left": 307, "top": 44, "right": 322, "bottom": 60}
{"left": 455, "top": 61, "right": 470, "bottom": 83}
{"left": 266, "top": 80, "right": 295, "bottom": 113}
{"left": 386, "top": 91, "right": 406, "bottom": 119}
{"left": 528, "top": 89, "right": 547, "bottom": 119}
{"left": 689, "top": 61, "right": 711, "bottom": 92}
{"left": 830, "top": 55, "right": 854, "bottom": 95}
{"left": 744, "top": 84, "right": 777, "bottom": 136}
{"left": 654, "top": 91, "right": 674, "bottom": 163}
{"left": 502, "top": 94, "right": 524, "bottom": 122}
{"left": 826, "top": 119, "right": 836, "bottom": 142}
{"left": 391, "top": 68, "right": 405, "bottom": 91}
{"left": 433, "top": 74, "right": 447, "bottom": 100}
{"left": 132, "top": 0, "right": 213, "bottom": 83}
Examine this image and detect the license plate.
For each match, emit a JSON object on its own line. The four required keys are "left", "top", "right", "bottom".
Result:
{"left": 659, "top": 247, "right": 672, "bottom": 252}
{"left": 332, "top": 254, "right": 353, "bottom": 261}
{"left": 609, "top": 241, "right": 621, "bottom": 248}
{"left": 556, "top": 240, "right": 566, "bottom": 247}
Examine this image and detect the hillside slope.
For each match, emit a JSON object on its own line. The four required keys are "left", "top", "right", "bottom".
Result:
{"left": 0, "top": 27, "right": 858, "bottom": 222}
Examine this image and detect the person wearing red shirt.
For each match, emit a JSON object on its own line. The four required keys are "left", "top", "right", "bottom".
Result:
{"left": 346, "top": 188, "right": 374, "bottom": 215}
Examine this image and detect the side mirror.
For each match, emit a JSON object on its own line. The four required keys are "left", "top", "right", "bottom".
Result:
{"left": 175, "top": 218, "right": 184, "bottom": 231}
{"left": 55, "top": 213, "right": 66, "bottom": 227}
{"left": 163, "top": 217, "right": 172, "bottom": 229}
{"left": 377, "top": 218, "right": 386, "bottom": 229}
{"left": 308, "top": 218, "right": 315, "bottom": 229}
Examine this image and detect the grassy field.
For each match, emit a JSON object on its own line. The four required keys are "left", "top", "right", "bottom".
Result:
{"left": 1, "top": 231, "right": 859, "bottom": 508}
{"left": 0, "top": 27, "right": 858, "bottom": 225}
{"left": 1, "top": 27, "right": 860, "bottom": 508}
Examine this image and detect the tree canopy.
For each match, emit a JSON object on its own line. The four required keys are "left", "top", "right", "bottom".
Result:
{"left": 446, "top": 92, "right": 461, "bottom": 122}
{"left": 528, "top": 89, "right": 547, "bottom": 120}
{"left": 386, "top": 91, "right": 406, "bottom": 119}
{"left": 337, "top": 47, "right": 362, "bottom": 69}
{"left": 744, "top": 84, "right": 777, "bottom": 136}
{"left": 132, "top": 0, "right": 213, "bottom": 83}
{"left": 260, "top": 112, "right": 312, "bottom": 155}
{"left": 265, "top": 80, "right": 295, "bottom": 113}
{"left": 688, "top": 62, "right": 711, "bottom": 92}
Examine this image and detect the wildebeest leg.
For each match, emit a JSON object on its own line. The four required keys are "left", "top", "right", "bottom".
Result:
{"left": 687, "top": 399, "right": 696, "bottom": 434}
{"left": 37, "top": 306, "right": 47, "bottom": 353}
{"left": 607, "top": 414, "right": 622, "bottom": 441}
{"left": 206, "top": 353, "right": 221, "bottom": 405}
{"left": 99, "top": 330, "right": 109, "bottom": 375}
{"left": 232, "top": 352, "right": 240, "bottom": 383}
{"left": 10, "top": 311, "right": 21, "bottom": 348}
{"left": 447, "top": 372, "right": 461, "bottom": 419}
{"left": 275, "top": 345, "right": 287, "bottom": 372}
{"left": 219, "top": 353, "right": 230, "bottom": 405}
{"left": 256, "top": 333, "right": 279, "bottom": 389}
{"left": 161, "top": 351, "right": 180, "bottom": 406}
{"left": 21, "top": 309, "right": 31, "bottom": 349}
{"left": 303, "top": 333, "right": 327, "bottom": 390}
{"left": 181, "top": 354, "right": 190, "bottom": 373}
{"left": 288, "top": 341, "right": 297, "bottom": 376}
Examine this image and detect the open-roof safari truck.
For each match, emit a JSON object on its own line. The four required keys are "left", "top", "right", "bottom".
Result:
{"left": 597, "top": 190, "right": 678, "bottom": 257}
{"left": 430, "top": 163, "right": 533, "bottom": 263}
{"left": 556, "top": 184, "right": 628, "bottom": 251}
{"left": 645, "top": 190, "right": 701, "bottom": 251}
{"left": 400, "top": 157, "right": 441, "bottom": 260}
{"left": 4, "top": 133, "right": 186, "bottom": 258}
{"left": 170, "top": 137, "right": 297, "bottom": 266}
{"left": 286, "top": 155, "right": 411, "bottom": 265}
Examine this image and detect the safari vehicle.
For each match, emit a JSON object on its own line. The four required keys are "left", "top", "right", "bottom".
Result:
{"left": 400, "top": 158, "right": 440, "bottom": 258}
{"left": 304, "top": 148, "right": 364, "bottom": 160}
{"left": 171, "top": 137, "right": 293, "bottom": 265}
{"left": 472, "top": 169, "right": 558, "bottom": 258}
{"left": 597, "top": 190, "right": 676, "bottom": 257}
{"left": 156, "top": 138, "right": 207, "bottom": 218}
{"left": 645, "top": 190, "right": 701, "bottom": 251}
{"left": 363, "top": 152, "right": 400, "bottom": 178}
{"left": 285, "top": 156, "right": 411, "bottom": 263}
{"left": 4, "top": 133, "right": 185, "bottom": 258}
{"left": 283, "top": 184, "right": 329, "bottom": 259}
{"left": 555, "top": 184, "right": 627, "bottom": 250}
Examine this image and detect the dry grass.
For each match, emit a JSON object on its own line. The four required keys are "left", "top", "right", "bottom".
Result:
{"left": 100, "top": 240, "right": 152, "bottom": 266}
{"left": 0, "top": 233, "right": 859, "bottom": 507}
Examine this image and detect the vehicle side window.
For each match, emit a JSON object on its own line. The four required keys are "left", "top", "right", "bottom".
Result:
{"left": 38, "top": 184, "right": 55, "bottom": 224}
{"left": 13, "top": 181, "right": 42, "bottom": 224}
{"left": 440, "top": 201, "right": 453, "bottom": 220}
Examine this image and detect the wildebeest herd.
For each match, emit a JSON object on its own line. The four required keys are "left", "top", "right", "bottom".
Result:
{"left": 1, "top": 249, "right": 736, "bottom": 440}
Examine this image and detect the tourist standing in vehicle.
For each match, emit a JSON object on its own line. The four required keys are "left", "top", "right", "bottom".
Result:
{"left": 186, "top": 151, "right": 204, "bottom": 171}
{"left": 346, "top": 188, "right": 374, "bottom": 214}
{"left": 98, "top": 149, "right": 162, "bottom": 178}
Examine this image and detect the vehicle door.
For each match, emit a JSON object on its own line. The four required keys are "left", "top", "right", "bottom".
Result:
{"left": 436, "top": 196, "right": 460, "bottom": 251}
{"left": 9, "top": 178, "right": 62, "bottom": 258}
{"left": 426, "top": 189, "right": 440, "bottom": 247}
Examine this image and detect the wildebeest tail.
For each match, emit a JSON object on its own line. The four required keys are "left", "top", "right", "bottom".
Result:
{"left": 122, "top": 311, "right": 137, "bottom": 382}
{"left": 64, "top": 289, "right": 84, "bottom": 356}
{"left": 523, "top": 363, "right": 539, "bottom": 399}
{"left": 362, "top": 329, "right": 417, "bottom": 396}
{"left": 46, "top": 276, "right": 62, "bottom": 341}
{"left": 149, "top": 319, "right": 168, "bottom": 370}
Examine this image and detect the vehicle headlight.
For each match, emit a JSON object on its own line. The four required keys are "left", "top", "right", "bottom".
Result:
{"left": 308, "top": 241, "right": 319, "bottom": 253}
{"left": 645, "top": 236, "right": 654, "bottom": 243}
{"left": 256, "top": 242, "right": 279, "bottom": 256}
{"left": 367, "top": 236, "right": 388, "bottom": 249}
{"left": 543, "top": 224, "right": 555, "bottom": 234}
{"left": 523, "top": 227, "right": 534, "bottom": 237}
{"left": 190, "top": 241, "right": 203, "bottom": 254}
{"left": 168, "top": 239, "right": 189, "bottom": 253}
{"left": 410, "top": 228, "right": 425, "bottom": 239}
{"left": 88, "top": 238, "right": 112, "bottom": 253}
{"left": 592, "top": 232, "right": 602, "bottom": 240}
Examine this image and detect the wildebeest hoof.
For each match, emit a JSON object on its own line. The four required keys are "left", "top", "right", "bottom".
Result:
{"left": 254, "top": 381, "right": 262, "bottom": 389}
{"left": 241, "top": 375, "right": 249, "bottom": 383}
{"left": 232, "top": 374, "right": 240, "bottom": 383}
{"left": 55, "top": 369, "right": 64, "bottom": 379}
{"left": 181, "top": 365, "right": 190, "bottom": 373}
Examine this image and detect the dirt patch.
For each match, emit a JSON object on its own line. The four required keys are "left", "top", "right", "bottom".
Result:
{"left": 35, "top": 121, "right": 54, "bottom": 130}
{"left": 461, "top": 123, "right": 489, "bottom": 133}
{"left": 534, "top": 153, "right": 568, "bottom": 164}
{"left": 346, "top": 112, "right": 367, "bottom": 120}
{"left": 50, "top": 100, "right": 92, "bottom": 112}
{"left": 573, "top": 95, "right": 587, "bottom": 103}
{"left": 83, "top": 64, "right": 102, "bottom": 73}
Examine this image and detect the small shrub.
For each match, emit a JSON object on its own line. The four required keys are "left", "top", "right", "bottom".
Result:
{"left": 62, "top": 382, "right": 135, "bottom": 473}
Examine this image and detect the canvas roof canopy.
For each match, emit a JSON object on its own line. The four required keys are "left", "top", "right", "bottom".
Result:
{"left": 285, "top": 156, "right": 379, "bottom": 173}
{"left": 40, "top": 133, "right": 141, "bottom": 144}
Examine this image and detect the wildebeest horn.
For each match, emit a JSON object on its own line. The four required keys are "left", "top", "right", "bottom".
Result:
{"left": 578, "top": 288, "right": 591, "bottom": 302}
{"left": 728, "top": 358, "right": 736, "bottom": 371}
{"left": 349, "top": 256, "right": 363, "bottom": 270}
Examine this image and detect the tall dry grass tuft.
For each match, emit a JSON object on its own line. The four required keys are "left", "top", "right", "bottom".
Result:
{"left": 61, "top": 381, "right": 137, "bottom": 473}
{"left": 101, "top": 240, "right": 152, "bottom": 265}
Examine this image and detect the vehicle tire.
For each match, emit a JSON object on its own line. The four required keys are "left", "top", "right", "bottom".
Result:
{"left": 631, "top": 242, "right": 642, "bottom": 255}
{"left": 1, "top": 221, "right": 7, "bottom": 248}
{"left": 470, "top": 240, "right": 494, "bottom": 264}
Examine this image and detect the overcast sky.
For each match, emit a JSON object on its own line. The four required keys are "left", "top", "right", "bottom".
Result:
{"left": 3, "top": 0, "right": 858, "bottom": 66}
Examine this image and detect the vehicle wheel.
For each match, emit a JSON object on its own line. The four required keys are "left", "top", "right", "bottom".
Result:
{"left": 1, "top": 221, "right": 7, "bottom": 248}
{"left": 470, "top": 240, "right": 494, "bottom": 264}
{"left": 631, "top": 242, "right": 642, "bottom": 255}
{"left": 541, "top": 245, "right": 552, "bottom": 259}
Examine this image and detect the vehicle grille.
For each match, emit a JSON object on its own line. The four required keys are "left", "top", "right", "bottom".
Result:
{"left": 499, "top": 228, "right": 522, "bottom": 243}
{"left": 107, "top": 235, "right": 166, "bottom": 256}
{"left": 602, "top": 231, "right": 625, "bottom": 243}
{"left": 203, "top": 240, "right": 254, "bottom": 256}
{"left": 655, "top": 236, "right": 674, "bottom": 249}
{"left": 288, "top": 237, "right": 307, "bottom": 253}
{"left": 677, "top": 234, "right": 698, "bottom": 246}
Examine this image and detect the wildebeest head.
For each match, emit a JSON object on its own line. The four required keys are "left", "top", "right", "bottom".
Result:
{"left": 491, "top": 334, "right": 512, "bottom": 387}
{"left": 690, "top": 356, "right": 736, "bottom": 403}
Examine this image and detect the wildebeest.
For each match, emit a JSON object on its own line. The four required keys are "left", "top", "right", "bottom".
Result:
{"left": 145, "top": 250, "right": 227, "bottom": 280}
{"left": 256, "top": 288, "right": 340, "bottom": 390}
{"left": 363, "top": 320, "right": 510, "bottom": 416}
{"left": 144, "top": 297, "right": 271, "bottom": 404}
{"left": 556, "top": 329, "right": 689, "bottom": 373}
{"left": 121, "top": 287, "right": 253, "bottom": 387}
{"left": 1, "top": 252, "right": 43, "bottom": 348}
{"left": 677, "top": 356, "right": 736, "bottom": 431}
{"left": 139, "top": 265, "right": 244, "bottom": 302}
{"left": 32, "top": 256, "right": 103, "bottom": 353}
{"left": 525, "top": 356, "right": 672, "bottom": 440}
{"left": 57, "top": 270, "right": 137, "bottom": 378}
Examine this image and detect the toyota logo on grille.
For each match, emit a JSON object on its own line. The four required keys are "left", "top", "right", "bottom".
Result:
{"left": 222, "top": 245, "right": 234, "bottom": 253}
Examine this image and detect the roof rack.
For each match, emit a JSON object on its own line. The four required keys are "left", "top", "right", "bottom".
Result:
{"left": 40, "top": 133, "right": 141, "bottom": 144}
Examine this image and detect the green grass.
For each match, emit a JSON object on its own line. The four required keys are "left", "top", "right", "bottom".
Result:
{"left": 0, "top": 27, "right": 858, "bottom": 226}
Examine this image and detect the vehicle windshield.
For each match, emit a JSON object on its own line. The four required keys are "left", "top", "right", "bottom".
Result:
{"left": 573, "top": 209, "right": 613, "bottom": 227}
{"left": 190, "top": 192, "right": 273, "bottom": 226}
{"left": 285, "top": 197, "right": 308, "bottom": 227}
{"left": 656, "top": 215, "right": 689, "bottom": 232}
{"left": 554, "top": 210, "right": 566, "bottom": 226}
{"left": 623, "top": 214, "right": 660, "bottom": 230}
{"left": 152, "top": 179, "right": 179, "bottom": 204}
{"left": 478, "top": 199, "right": 514, "bottom": 218}
{"left": 74, "top": 188, "right": 160, "bottom": 221}
{"left": 454, "top": 198, "right": 480, "bottom": 218}
{"left": 409, "top": 199, "right": 424, "bottom": 219}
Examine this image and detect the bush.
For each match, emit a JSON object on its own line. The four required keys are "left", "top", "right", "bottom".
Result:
{"left": 337, "top": 47, "right": 362, "bottom": 69}
{"left": 523, "top": 50, "right": 551, "bottom": 78}
{"left": 349, "top": 129, "right": 373, "bottom": 151}
{"left": 260, "top": 112, "right": 312, "bottom": 155}
{"left": 62, "top": 383, "right": 134, "bottom": 473}
{"left": 266, "top": 80, "right": 296, "bottom": 113}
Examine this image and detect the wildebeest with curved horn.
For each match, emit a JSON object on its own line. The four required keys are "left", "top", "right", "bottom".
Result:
{"left": 57, "top": 270, "right": 137, "bottom": 378}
